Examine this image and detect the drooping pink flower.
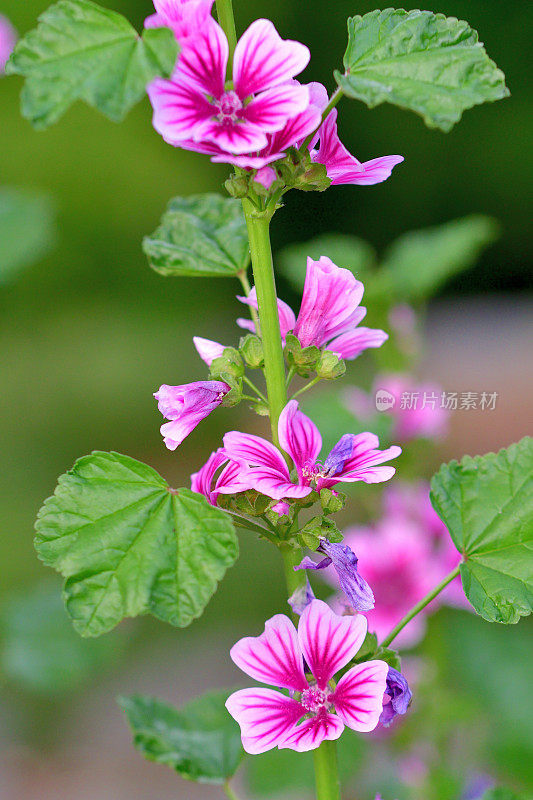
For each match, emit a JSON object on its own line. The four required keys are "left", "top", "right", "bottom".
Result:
{"left": 193, "top": 336, "right": 226, "bottom": 367}
{"left": 0, "top": 14, "right": 16, "bottom": 74}
{"left": 226, "top": 599, "right": 388, "bottom": 753}
{"left": 223, "top": 399, "right": 401, "bottom": 501}
{"left": 191, "top": 448, "right": 251, "bottom": 505}
{"left": 310, "top": 108, "right": 404, "bottom": 186}
{"left": 238, "top": 259, "right": 388, "bottom": 361}
{"left": 372, "top": 374, "right": 449, "bottom": 441}
{"left": 148, "top": 18, "right": 311, "bottom": 156}
{"left": 145, "top": 0, "right": 215, "bottom": 42}
{"left": 154, "top": 380, "right": 230, "bottom": 449}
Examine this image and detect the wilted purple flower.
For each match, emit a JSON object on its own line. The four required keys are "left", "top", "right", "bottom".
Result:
{"left": 288, "top": 576, "right": 316, "bottom": 616}
{"left": 154, "top": 380, "right": 230, "bottom": 449}
{"left": 379, "top": 666, "right": 412, "bottom": 727}
{"left": 295, "top": 539, "right": 375, "bottom": 613}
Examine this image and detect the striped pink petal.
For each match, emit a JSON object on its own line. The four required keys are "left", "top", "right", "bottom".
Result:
{"left": 230, "top": 613, "right": 307, "bottom": 691}
{"left": 278, "top": 400, "right": 322, "bottom": 481}
{"left": 237, "top": 287, "right": 296, "bottom": 339}
{"left": 279, "top": 712, "right": 344, "bottom": 752}
{"left": 223, "top": 431, "right": 289, "bottom": 477}
{"left": 332, "top": 660, "right": 388, "bottom": 732}
{"left": 243, "top": 83, "right": 310, "bottom": 134}
{"left": 298, "top": 600, "right": 367, "bottom": 689}
{"left": 147, "top": 79, "right": 215, "bottom": 145}
{"left": 178, "top": 20, "right": 227, "bottom": 97}
{"left": 193, "top": 336, "right": 226, "bottom": 366}
{"left": 233, "top": 19, "right": 310, "bottom": 99}
{"left": 225, "top": 688, "right": 305, "bottom": 754}
{"left": 327, "top": 328, "right": 389, "bottom": 360}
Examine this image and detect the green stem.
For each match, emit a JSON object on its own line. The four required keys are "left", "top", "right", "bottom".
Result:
{"left": 216, "top": 0, "right": 238, "bottom": 66}
{"left": 223, "top": 781, "right": 241, "bottom": 800}
{"left": 290, "top": 376, "right": 322, "bottom": 401}
{"left": 381, "top": 564, "right": 462, "bottom": 648}
{"left": 279, "top": 542, "right": 306, "bottom": 599}
{"left": 313, "top": 740, "right": 341, "bottom": 800}
{"left": 241, "top": 199, "right": 287, "bottom": 446}
{"left": 243, "top": 375, "right": 267, "bottom": 403}
{"left": 286, "top": 365, "right": 296, "bottom": 388}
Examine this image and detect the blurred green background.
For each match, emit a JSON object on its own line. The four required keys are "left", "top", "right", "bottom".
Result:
{"left": 0, "top": 0, "right": 531, "bottom": 798}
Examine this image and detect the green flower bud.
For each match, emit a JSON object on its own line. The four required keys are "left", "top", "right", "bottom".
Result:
{"left": 315, "top": 349, "right": 346, "bottom": 380}
{"left": 284, "top": 333, "right": 320, "bottom": 377}
{"left": 210, "top": 347, "right": 245, "bottom": 379}
{"left": 320, "top": 488, "right": 347, "bottom": 515}
{"left": 239, "top": 334, "right": 264, "bottom": 369}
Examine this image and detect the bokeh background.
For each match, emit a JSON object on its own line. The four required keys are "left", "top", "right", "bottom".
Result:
{"left": 1, "top": 0, "right": 532, "bottom": 798}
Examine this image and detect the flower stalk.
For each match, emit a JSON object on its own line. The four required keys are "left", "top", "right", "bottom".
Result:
{"left": 313, "top": 740, "right": 341, "bottom": 800}
{"left": 215, "top": 0, "right": 237, "bottom": 65}
{"left": 381, "top": 563, "right": 462, "bottom": 647}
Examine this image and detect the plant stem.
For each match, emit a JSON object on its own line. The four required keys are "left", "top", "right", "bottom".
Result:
{"left": 290, "top": 376, "right": 322, "bottom": 401}
{"left": 241, "top": 199, "right": 287, "bottom": 447}
{"left": 242, "top": 191, "right": 341, "bottom": 800}
{"left": 224, "top": 780, "right": 241, "bottom": 800}
{"left": 313, "top": 740, "right": 341, "bottom": 800}
{"left": 381, "top": 564, "right": 462, "bottom": 648}
{"left": 243, "top": 375, "right": 267, "bottom": 403}
{"left": 216, "top": 0, "right": 237, "bottom": 66}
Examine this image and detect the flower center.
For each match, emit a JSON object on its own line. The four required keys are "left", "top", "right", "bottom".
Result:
{"left": 301, "top": 686, "right": 332, "bottom": 714}
{"left": 302, "top": 460, "right": 337, "bottom": 482}
{"left": 216, "top": 91, "right": 242, "bottom": 123}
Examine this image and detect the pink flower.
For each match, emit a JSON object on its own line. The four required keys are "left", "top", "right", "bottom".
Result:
{"left": 310, "top": 108, "right": 404, "bottom": 186}
{"left": 191, "top": 448, "right": 251, "bottom": 505}
{"left": 145, "top": 0, "right": 215, "bottom": 42}
{"left": 154, "top": 380, "right": 230, "bottom": 449}
{"left": 238, "top": 258, "right": 388, "bottom": 361}
{"left": 226, "top": 599, "right": 388, "bottom": 753}
{"left": 223, "top": 399, "right": 401, "bottom": 501}
{"left": 193, "top": 336, "right": 225, "bottom": 367}
{"left": 148, "top": 18, "right": 311, "bottom": 156}
{"left": 0, "top": 14, "right": 16, "bottom": 74}
{"left": 372, "top": 374, "right": 449, "bottom": 441}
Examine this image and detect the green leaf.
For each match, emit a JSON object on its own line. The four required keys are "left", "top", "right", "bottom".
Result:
{"left": 0, "top": 580, "right": 125, "bottom": 695}
{"left": 379, "top": 215, "right": 500, "bottom": 301}
{"left": 34, "top": 451, "right": 238, "bottom": 637}
{"left": 6, "top": 0, "right": 179, "bottom": 129}
{"left": 278, "top": 233, "right": 376, "bottom": 292}
{"left": 430, "top": 437, "right": 533, "bottom": 624}
{"left": 335, "top": 9, "right": 509, "bottom": 131}
{"left": 482, "top": 790, "right": 527, "bottom": 800}
{"left": 144, "top": 194, "right": 251, "bottom": 278}
{"left": 119, "top": 690, "right": 244, "bottom": 784}
{"left": 0, "top": 188, "right": 55, "bottom": 283}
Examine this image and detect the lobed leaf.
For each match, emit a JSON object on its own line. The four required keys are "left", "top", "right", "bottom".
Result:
{"left": 0, "top": 188, "right": 55, "bottom": 283}
{"left": 430, "top": 437, "right": 533, "bottom": 624}
{"left": 143, "top": 194, "right": 251, "bottom": 278}
{"left": 335, "top": 9, "right": 509, "bottom": 131}
{"left": 6, "top": 0, "right": 179, "bottom": 128}
{"left": 119, "top": 691, "right": 244, "bottom": 784}
{"left": 34, "top": 451, "right": 238, "bottom": 637}
{"left": 379, "top": 214, "right": 500, "bottom": 301}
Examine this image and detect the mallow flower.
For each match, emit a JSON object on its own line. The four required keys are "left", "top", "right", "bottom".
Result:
{"left": 197, "top": 80, "right": 404, "bottom": 189}
{"left": 238, "top": 257, "right": 388, "bottom": 361}
{"left": 224, "top": 399, "right": 401, "bottom": 501}
{"left": 0, "top": 14, "right": 16, "bottom": 74}
{"left": 226, "top": 599, "right": 388, "bottom": 753}
{"left": 148, "top": 17, "right": 311, "bottom": 156}
{"left": 295, "top": 539, "right": 375, "bottom": 612}
{"left": 191, "top": 448, "right": 251, "bottom": 505}
{"left": 154, "top": 380, "right": 230, "bottom": 449}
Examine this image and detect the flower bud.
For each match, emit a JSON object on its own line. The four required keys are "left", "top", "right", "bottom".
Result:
{"left": 239, "top": 334, "right": 264, "bottom": 369}
{"left": 284, "top": 333, "right": 320, "bottom": 377}
{"left": 320, "top": 487, "right": 346, "bottom": 515}
{"left": 210, "top": 347, "right": 245, "bottom": 379}
{"left": 225, "top": 174, "right": 249, "bottom": 199}
{"left": 315, "top": 349, "right": 346, "bottom": 380}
